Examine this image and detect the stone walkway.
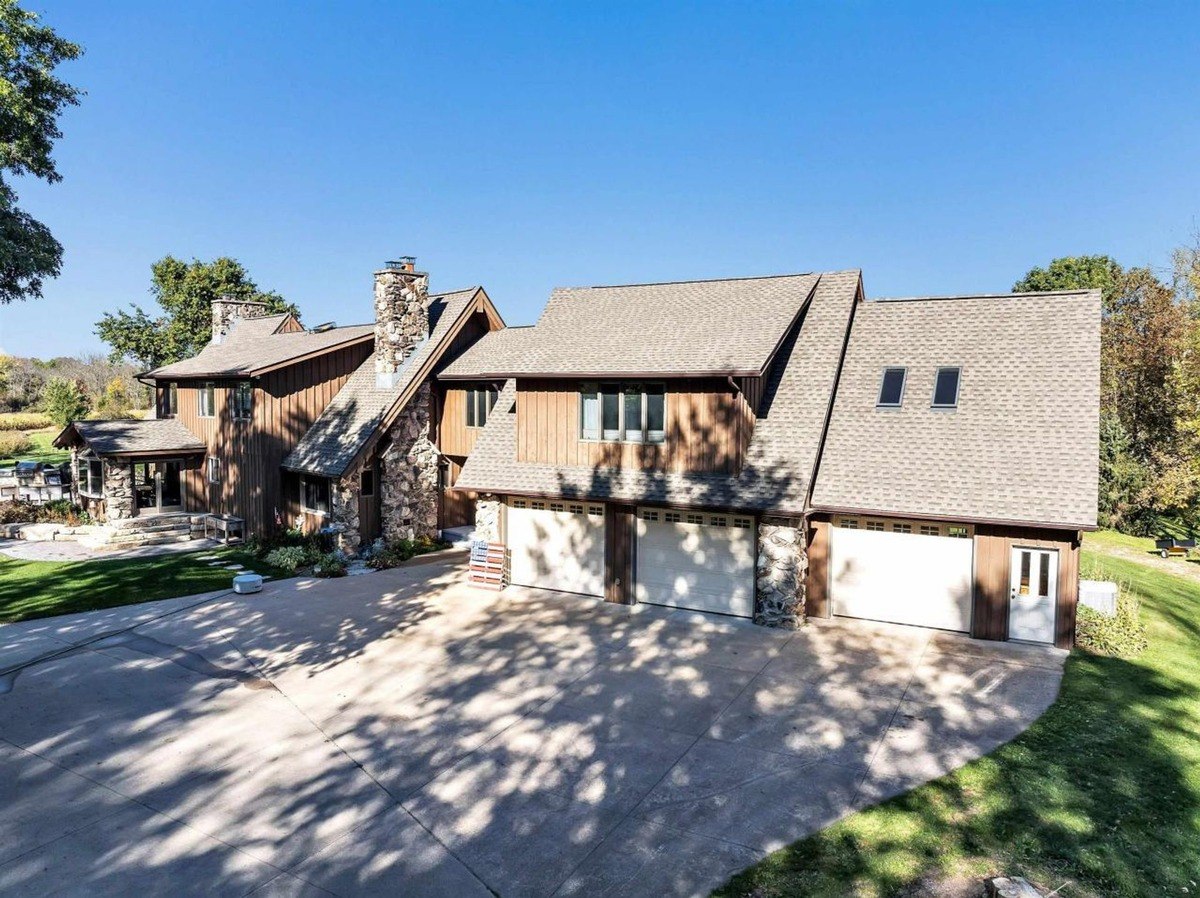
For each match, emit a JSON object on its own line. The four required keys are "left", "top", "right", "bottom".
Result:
{"left": 0, "top": 537, "right": 223, "bottom": 563}
{"left": 0, "top": 562, "right": 1066, "bottom": 896}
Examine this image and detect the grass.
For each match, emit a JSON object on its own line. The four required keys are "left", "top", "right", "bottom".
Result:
{"left": 715, "top": 538, "right": 1200, "bottom": 898}
{"left": 0, "top": 547, "right": 291, "bottom": 624}
{"left": 0, "top": 428, "right": 70, "bottom": 467}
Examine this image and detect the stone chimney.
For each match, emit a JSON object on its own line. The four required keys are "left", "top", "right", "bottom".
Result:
{"left": 374, "top": 257, "right": 430, "bottom": 388}
{"left": 211, "top": 294, "right": 272, "bottom": 345}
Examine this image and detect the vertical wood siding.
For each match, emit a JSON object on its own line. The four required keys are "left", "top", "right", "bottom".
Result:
{"left": 174, "top": 342, "right": 371, "bottom": 534}
{"left": 805, "top": 518, "right": 831, "bottom": 617}
{"left": 438, "top": 387, "right": 481, "bottom": 457}
{"left": 604, "top": 503, "right": 636, "bottom": 604}
{"left": 514, "top": 378, "right": 754, "bottom": 473}
{"left": 972, "top": 523, "right": 1081, "bottom": 649}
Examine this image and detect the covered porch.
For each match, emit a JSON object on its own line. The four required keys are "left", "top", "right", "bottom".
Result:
{"left": 53, "top": 419, "right": 208, "bottom": 524}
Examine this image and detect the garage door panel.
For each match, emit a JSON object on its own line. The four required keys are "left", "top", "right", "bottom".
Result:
{"left": 635, "top": 511, "right": 755, "bottom": 617}
{"left": 508, "top": 502, "right": 605, "bottom": 597}
{"left": 830, "top": 527, "right": 973, "bottom": 632}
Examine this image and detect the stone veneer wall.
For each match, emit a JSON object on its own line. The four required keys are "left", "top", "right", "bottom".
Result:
{"left": 474, "top": 494, "right": 501, "bottom": 542}
{"left": 329, "top": 475, "right": 361, "bottom": 554}
{"left": 102, "top": 459, "right": 134, "bottom": 521}
{"left": 374, "top": 267, "right": 429, "bottom": 386}
{"left": 754, "top": 516, "right": 807, "bottom": 628}
{"left": 378, "top": 383, "right": 439, "bottom": 542}
{"left": 210, "top": 297, "right": 272, "bottom": 344}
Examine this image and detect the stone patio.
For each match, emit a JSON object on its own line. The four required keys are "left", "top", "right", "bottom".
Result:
{"left": 0, "top": 560, "right": 1065, "bottom": 896}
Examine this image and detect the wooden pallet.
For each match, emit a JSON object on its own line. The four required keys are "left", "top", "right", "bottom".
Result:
{"left": 468, "top": 540, "right": 509, "bottom": 590}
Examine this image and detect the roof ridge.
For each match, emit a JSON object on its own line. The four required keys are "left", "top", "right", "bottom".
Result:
{"left": 869, "top": 289, "right": 1099, "bottom": 304}
{"left": 555, "top": 271, "right": 853, "bottom": 291}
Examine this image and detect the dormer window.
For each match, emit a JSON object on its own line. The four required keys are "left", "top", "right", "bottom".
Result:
{"left": 876, "top": 367, "right": 906, "bottom": 408}
{"left": 932, "top": 367, "right": 961, "bottom": 409}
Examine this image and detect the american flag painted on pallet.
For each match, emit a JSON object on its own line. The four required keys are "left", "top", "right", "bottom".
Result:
{"left": 469, "top": 540, "right": 508, "bottom": 590}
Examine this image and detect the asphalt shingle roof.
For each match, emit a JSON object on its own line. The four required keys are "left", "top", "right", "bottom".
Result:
{"left": 146, "top": 321, "right": 375, "bottom": 379}
{"left": 441, "top": 273, "right": 830, "bottom": 378}
{"left": 56, "top": 419, "right": 207, "bottom": 456}
{"left": 453, "top": 271, "right": 862, "bottom": 513}
{"left": 810, "top": 290, "right": 1101, "bottom": 528}
{"left": 283, "top": 290, "right": 480, "bottom": 478}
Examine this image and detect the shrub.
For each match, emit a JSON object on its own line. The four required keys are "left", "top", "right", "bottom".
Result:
{"left": 0, "top": 432, "right": 34, "bottom": 457}
{"left": 0, "top": 499, "right": 90, "bottom": 526}
{"left": 0, "top": 412, "right": 52, "bottom": 431}
{"left": 40, "top": 378, "right": 90, "bottom": 427}
{"left": 363, "top": 535, "right": 449, "bottom": 570}
{"left": 313, "top": 550, "right": 348, "bottom": 578}
{"left": 1076, "top": 589, "right": 1148, "bottom": 658}
{"left": 263, "top": 545, "right": 312, "bottom": 573}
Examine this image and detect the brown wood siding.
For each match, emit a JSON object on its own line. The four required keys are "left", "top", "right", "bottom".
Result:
{"left": 805, "top": 517, "right": 831, "bottom": 618}
{"left": 175, "top": 342, "right": 371, "bottom": 534}
{"left": 440, "top": 455, "right": 476, "bottom": 529}
{"left": 972, "top": 524, "right": 1080, "bottom": 649}
{"left": 604, "top": 503, "right": 635, "bottom": 604}
{"left": 276, "top": 316, "right": 305, "bottom": 334}
{"left": 515, "top": 379, "right": 753, "bottom": 473}
{"left": 439, "top": 387, "right": 481, "bottom": 457}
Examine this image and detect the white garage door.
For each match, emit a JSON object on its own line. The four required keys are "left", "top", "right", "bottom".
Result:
{"left": 635, "top": 508, "right": 756, "bottom": 617}
{"left": 829, "top": 523, "right": 974, "bottom": 632}
{"left": 507, "top": 499, "right": 605, "bottom": 597}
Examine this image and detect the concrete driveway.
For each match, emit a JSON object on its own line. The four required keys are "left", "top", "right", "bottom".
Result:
{"left": 0, "top": 560, "right": 1065, "bottom": 897}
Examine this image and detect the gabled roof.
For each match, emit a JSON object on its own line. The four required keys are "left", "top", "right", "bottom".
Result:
{"left": 440, "top": 272, "right": 845, "bottom": 379}
{"left": 453, "top": 271, "right": 862, "bottom": 513}
{"left": 53, "top": 418, "right": 206, "bottom": 457}
{"left": 283, "top": 288, "right": 498, "bottom": 479}
{"left": 144, "top": 319, "right": 375, "bottom": 380}
{"left": 810, "top": 289, "right": 1101, "bottom": 529}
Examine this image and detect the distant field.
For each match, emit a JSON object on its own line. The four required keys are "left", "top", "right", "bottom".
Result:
{"left": 0, "top": 428, "right": 69, "bottom": 467}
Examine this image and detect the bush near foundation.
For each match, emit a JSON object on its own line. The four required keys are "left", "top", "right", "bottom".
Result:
{"left": 262, "top": 545, "right": 313, "bottom": 573}
{"left": 313, "top": 551, "right": 348, "bottom": 578}
{"left": 364, "top": 535, "right": 448, "bottom": 570}
{"left": 1076, "top": 589, "right": 1148, "bottom": 658}
{"left": 0, "top": 499, "right": 89, "bottom": 526}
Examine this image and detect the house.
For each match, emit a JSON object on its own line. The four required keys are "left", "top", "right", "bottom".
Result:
{"left": 441, "top": 272, "right": 1099, "bottom": 649}
{"left": 55, "top": 259, "right": 1099, "bottom": 649}
{"left": 54, "top": 261, "right": 504, "bottom": 547}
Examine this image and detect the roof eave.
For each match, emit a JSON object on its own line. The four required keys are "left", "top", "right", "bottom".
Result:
{"left": 808, "top": 503, "right": 1096, "bottom": 532}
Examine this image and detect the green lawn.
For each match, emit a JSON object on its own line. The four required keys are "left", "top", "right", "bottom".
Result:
{"left": 0, "top": 428, "right": 70, "bottom": 466}
{"left": 716, "top": 542, "right": 1200, "bottom": 897}
{"left": 0, "top": 548, "right": 290, "bottom": 623}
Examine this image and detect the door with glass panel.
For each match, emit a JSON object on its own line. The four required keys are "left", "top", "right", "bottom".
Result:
{"left": 133, "top": 461, "right": 183, "bottom": 515}
{"left": 1008, "top": 546, "right": 1058, "bottom": 644}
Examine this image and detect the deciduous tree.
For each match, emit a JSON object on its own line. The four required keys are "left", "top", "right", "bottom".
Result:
{"left": 96, "top": 256, "right": 296, "bottom": 370}
{"left": 40, "top": 376, "right": 87, "bottom": 426}
{"left": 0, "top": 1, "right": 82, "bottom": 303}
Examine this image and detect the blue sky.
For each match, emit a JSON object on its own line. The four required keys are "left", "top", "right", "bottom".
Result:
{"left": 4, "top": 1, "right": 1199, "bottom": 358}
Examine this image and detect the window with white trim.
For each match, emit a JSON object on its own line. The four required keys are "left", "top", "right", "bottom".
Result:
{"left": 206, "top": 456, "right": 220, "bottom": 484}
{"left": 198, "top": 382, "right": 216, "bottom": 418}
{"left": 300, "top": 476, "right": 330, "bottom": 515}
{"left": 465, "top": 386, "right": 498, "bottom": 428}
{"left": 877, "top": 367, "right": 906, "bottom": 408}
{"left": 232, "top": 381, "right": 253, "bottom": 421}
{"left": 77, "top": 457, "right": 103, "bottom": 498}
{"left": 580, "top": 383, "right": 665, "bottom": 443}
{"left": 932, "top": 366, "right": 961, "bottom": 409}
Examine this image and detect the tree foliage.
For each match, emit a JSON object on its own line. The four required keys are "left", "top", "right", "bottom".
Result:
{"left": 0, "top": 1, "right": 82, "bottom": 303}
{"left": 95, "top": 256, "right": 296, "bottom": 370}
{"left": 39, "top": 376, "right": 87, "bottom": 426}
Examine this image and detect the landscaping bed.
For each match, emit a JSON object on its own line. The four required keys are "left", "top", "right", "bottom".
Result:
{"left": 715, "top": 542, "right": 1200, "bottom": 898}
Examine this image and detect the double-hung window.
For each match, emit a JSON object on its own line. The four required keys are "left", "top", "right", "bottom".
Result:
{"left": 198, "top": 382, "right": 216, "bottom": 418}
{"left": 301, "top": 476, "right": 330, "bottom": 515}
{"left": 465, "top": 386, "right": 498, "bottom": 428}
{"left": 580, "top": 383, "right": 666, "bottom": 443}
{"left": 232, "top": 381, "right": 253, "bottom": 421}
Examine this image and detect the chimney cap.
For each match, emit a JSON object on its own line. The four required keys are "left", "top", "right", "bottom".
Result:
{"left": 385, "top": 256, "right": 417, "bottom": 273}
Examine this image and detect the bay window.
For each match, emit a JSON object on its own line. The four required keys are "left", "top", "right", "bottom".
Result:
{"left": 580, "top": 383, "right": 666, "bottom": 443}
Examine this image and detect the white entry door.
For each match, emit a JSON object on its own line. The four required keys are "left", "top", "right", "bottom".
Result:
{"left": 634, "top": 509, "right": 756, "bottom": 617}
{"left": 507, "top": 499, "right": 605, "bottom": 597}
{"left": 1008, "top": 547, "right": 1058, "bottom": 644}
{"left": 829, "top": 524, "right": 974, "bottom": 632}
